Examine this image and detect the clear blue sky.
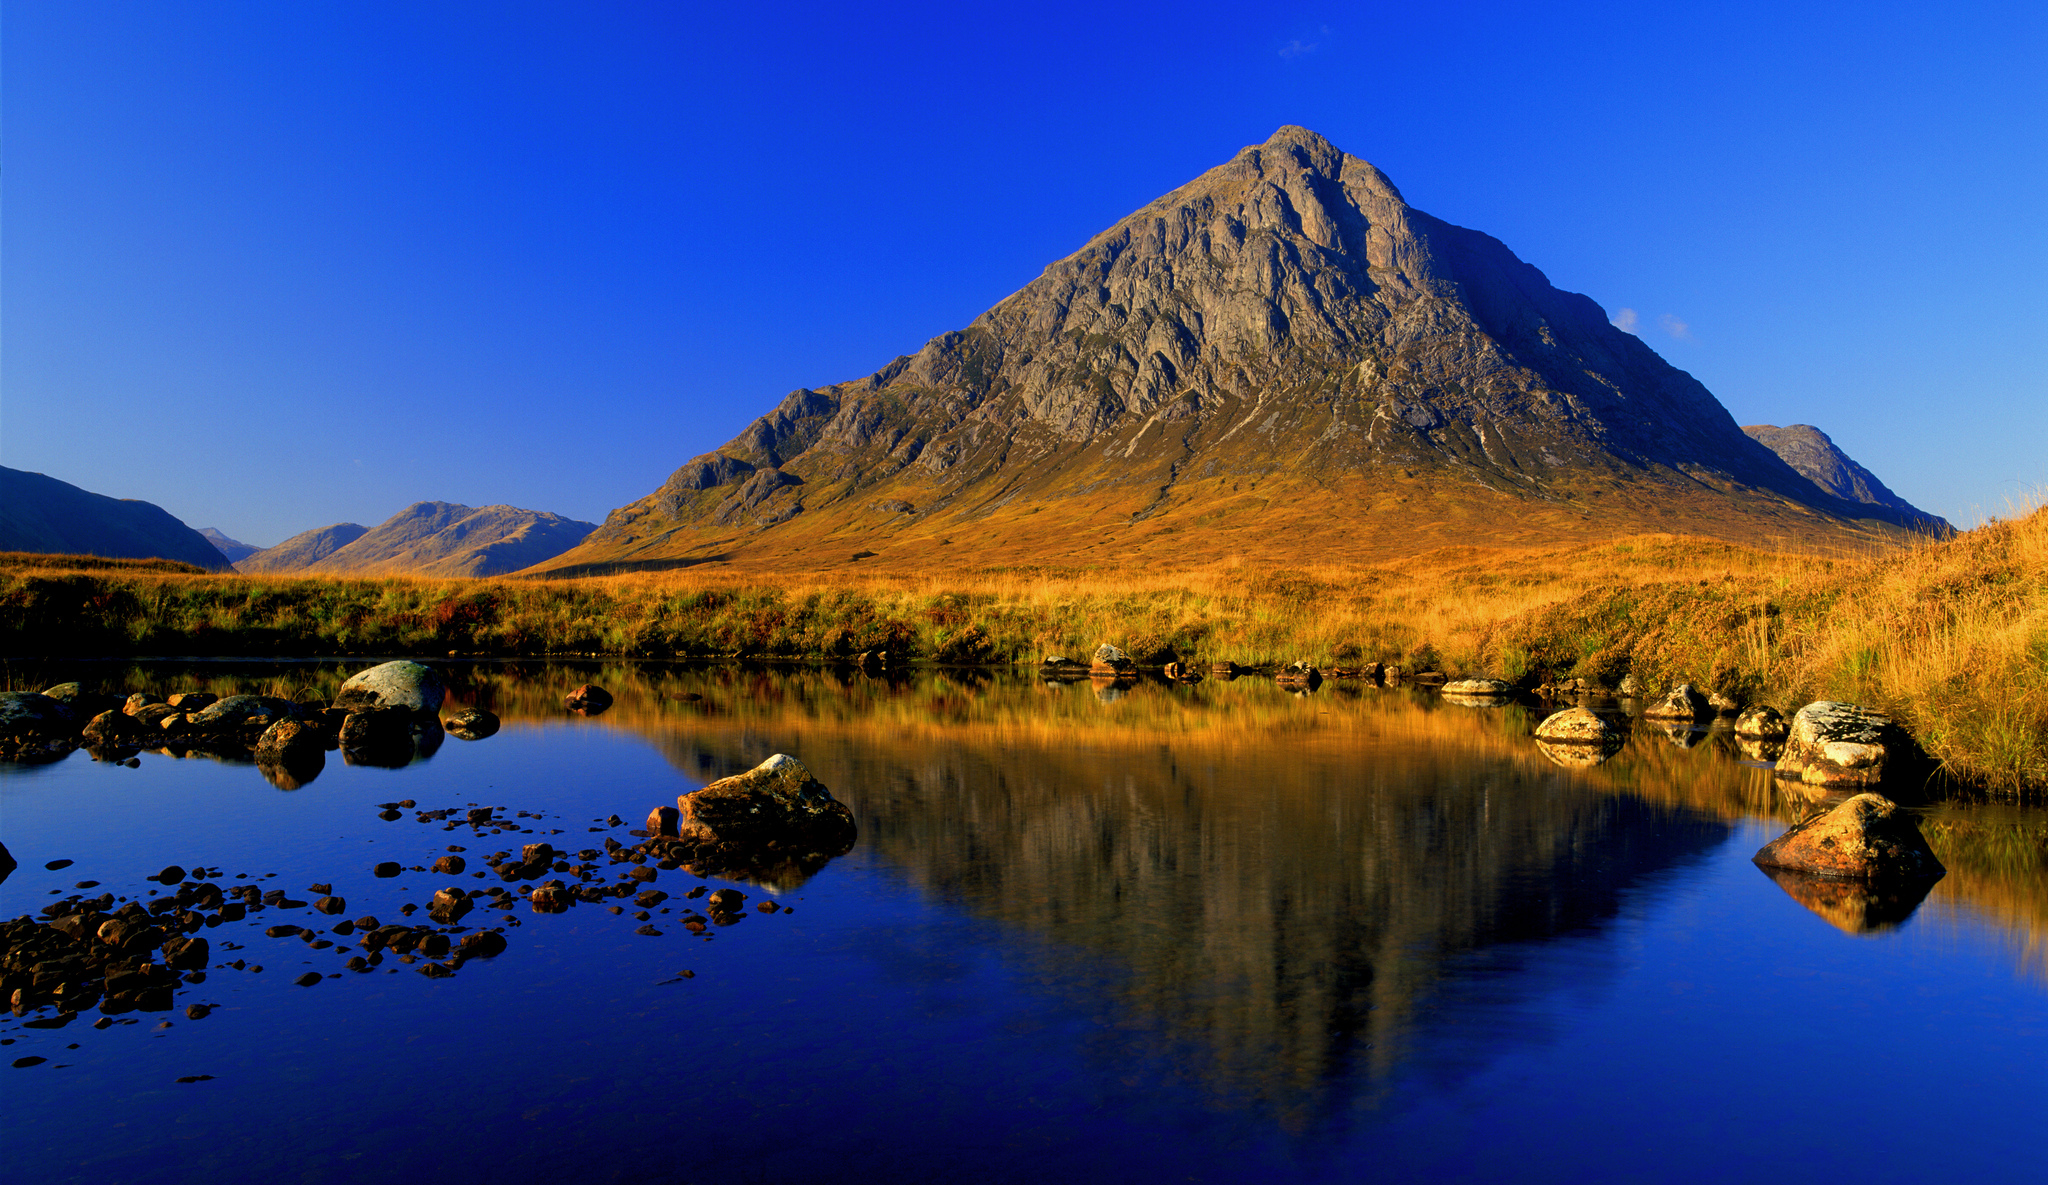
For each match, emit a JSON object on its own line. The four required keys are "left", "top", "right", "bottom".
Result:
{"left": 4, "top": 1, "right": 2042, "bottom": 544}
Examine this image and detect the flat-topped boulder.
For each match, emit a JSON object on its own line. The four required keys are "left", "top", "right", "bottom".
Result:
{"left": 1443, "top": 677, "right": 1513, "bottom": 697}
{"left": 190, "top": 695, "right": 301, "bottom": 731}
{"left": 1752, "top": 793, "right": 1944, "bottom": 881}
{"left": 1776, "top": 701, "right": 1896, "bottom": 787}
{"left": 336, "top": 660, "right": 446, "bottom": 714}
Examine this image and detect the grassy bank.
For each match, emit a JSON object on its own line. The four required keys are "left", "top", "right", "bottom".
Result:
{"left": 2, "top": 501, "right": 2043, "bottom": 790}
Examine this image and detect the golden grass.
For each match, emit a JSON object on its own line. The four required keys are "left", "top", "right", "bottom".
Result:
{"left": 3, "top": 499, "right": 2042, "bottom": 790}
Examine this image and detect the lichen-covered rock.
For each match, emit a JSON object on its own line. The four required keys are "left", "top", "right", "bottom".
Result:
{"left": 254, "top": 719, "right": 323, "bottom": 763}
{"left": 442, "top": 707, "right": 499, "bottom": 740}
{"left": 0, "top": 692, "right": 73, "bottom": 738}
{"left": 1735, "top": 705, "right": 1789, "bottom": 740}
{"left": 1090, "top": 644, "right": 1135, "bottom": 676}
{"left": 336, "top": 661, "right": 446, "bottom": 714}
{"left": 1752, "top": 793, "right": 1944, "bottom": 880}
{"left": 189, "top": 695, "right": 300, "bottom": 730}
{"left": 675, "top": 754, "right": 857, "bottom": 852}
{"left": 1776, "top": 701, "right": 1895, "bottom": 787}
{"left": 1534, "top": 706, "right": 1618, "bottom": 744}
{"left": 1443, "top": 677, "right": 1513, "bottom": 697}
{"left": 1642, "top": 683, "right": 1706, "bottom": 720}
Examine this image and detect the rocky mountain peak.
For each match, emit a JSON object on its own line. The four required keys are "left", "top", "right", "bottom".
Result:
{"left": 534, "top": 127, "right": 1945, "bottom": 574}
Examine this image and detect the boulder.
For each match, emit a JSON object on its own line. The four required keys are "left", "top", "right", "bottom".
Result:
{"left": 1735, "top": 705, "right": 1790, "bottom": 740}
{"left": 1706, "top": 689, "right": 1743, "bottom": 714}
{"left": 1775, "top": 702, "right": 1896, "bottom": 787}
{"left": 123, "top": 692, "right": 164, "bottom": 715}
{"left": 1089, "top": 644, "right": 1135, "bottom": 676}
{"left": 565, "top": 684, "right": 613, "bottom": 713}
{"left": 428, "top": 888, "right": 473, "bottom": 924}
{"left": 0, "top": 692, "right": 73, "bottom": 738}
{"left": 675, "top": 754, "right": 857, "bottom": 852}
{"left": 431, "top": 855, "right": 466, "bottom": 875}
{"left": 647, "top": 805, "right": 679, "bottom": 837}
{"left": 442, "top": 707, "right": 499, "bottom": 740}
{"left": 1442, "top": 678, "right": 1513, "bottom": 697}
{"left": 1534, "top": 707, "right": 1619, "bottom": 744}
{"left": 1618, "top": 674, "right": 1643, "bottom": 696}
{"left": 253, "top": 719, "right": 323, "bottom": 764}
{"left": 1752, "top": 793, "right": 1944, "bottom": 881}
{"left": 166, "top": 692, "right": 218, "bottom": 712}
{"left": 335, "top": 661, "right": 446, "bottom": 714}
{"left": 338, "top": 706, "right": 413, "bottom": 752}
{"left": 1209, "top": 661, "right": 1241, "bottom": 679}
{"left": 1275, "top": 661, "right": 1322, "bottom": 690}
{"left": 1642, "top": 683, "right": 1706, "bottom": 720}
{"left": 83, "top": 710, "right": 141, "bottom": 745}
{"left": 188, "top": 695, "right": 300, "bottom": 731}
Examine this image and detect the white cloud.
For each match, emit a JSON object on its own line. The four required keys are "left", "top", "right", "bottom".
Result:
{"left": 1610, "top": 308, "right": 1640, "bottom": 334}
{"left": 1279, "top": 39, "right": 1318, "bottom": 57}
{"left": 1658, "top": 313, "right": 1692, "bottom": 341}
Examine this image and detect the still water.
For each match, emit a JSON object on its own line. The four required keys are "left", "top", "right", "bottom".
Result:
{"left": 2, "top": 662, "right": 2043, "bottom": 1184}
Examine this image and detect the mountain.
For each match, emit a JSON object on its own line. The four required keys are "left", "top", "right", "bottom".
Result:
{"left": 198, "top": 528, "right": 262, "bottom": 565}
{"left": 0, "top": 466, "right": 232, "bottom": 571}
{"left": 240, "top": 503, "right": 596, "bottom": 578}
{"left": 532, "top": 126, "right": 1943, "bottom": 576}
{"left": 1740, "top": 424, "right": 1948, "bottom": 531}
{"left": 237, "top": 523, "right": 370, "bottom": 574}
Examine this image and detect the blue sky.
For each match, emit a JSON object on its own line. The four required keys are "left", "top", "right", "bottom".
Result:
{"left": 3, "top": 1, "right": 2042, "bottom": 544}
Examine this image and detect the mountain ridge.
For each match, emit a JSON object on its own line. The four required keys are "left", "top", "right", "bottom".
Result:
{"left": 0, "top": 466, "right": 232, "bottom": 571}
{"left": 1741, "top": 424, "right": 1946, "bottom": 530}
{"left": 532, "top": 126, "right": 1941, "bottom": 574}
{"left": 241, "top": 502, "right": 595, "bottom": 578}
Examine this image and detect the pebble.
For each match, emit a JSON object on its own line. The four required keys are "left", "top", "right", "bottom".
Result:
{"left": 293, "top": 972, "right": 321, "bottom": 987}
{"left": 313, "top": 896, "right": 347, "bottom": 915}
{"left": 13, "top": 1056, "right": 48, "bottom": 1067}
{"left": 264, "top": 925, "right": 302, "bottom": 938}
{"left": 372, "top": 862, "right": 401, "bottom": 878}
{"left": 634, "top": 925, "right": 661, "bottom": 936}
{"left": 174, "top": 1075, "right": 215, "bottom": 1083}
{"left": 185, "top": 1004, "right": 211, "bottom": 1020}
{"left": 155, "top": 865, "right": 186, "bottom": 883}
{"left": 44, "top": 860, "right": 73, "bottom": 871}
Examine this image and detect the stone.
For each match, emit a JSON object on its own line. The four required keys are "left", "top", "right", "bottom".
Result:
{"left": 1706, "top": 689, "right": 1743, "bottom": 714}
{"left": 1734, "top": 705, "right": 1789, "bottom": 739}
{"left": 1275, "top": 661, "right": 1322, "bottom": 690}
{"left": 124, "top": 692, "right": 164, "bottom": 715}
{"left": 674, "top": 754, "right": 858, "bottom": 853}
{"left": 565, "top": 684, "right": 613, "bottom": 713}
{"left": 1776, "top": 702, "right": 1897, "bottom": 787}
{"left": 442, "top": 708, "right": 499, "bottom": 740}
{"left": 1753, "top": 793, "right": 1944, "bottom": 881}
{"left": 529, "top": 884, "right": 571, "bottom": 913}
{"left": 1162, "top": 661, "right": 1203, "bottom": 683}
{"left": 1442, "top": 678, "right": 1514, "bottom": 697}
{"left": 338, "top": 706, "right": 413, "bottom": 752}
{"left": 646, "top": 806, "right": 679, "bottom": 837}
{"left": 1618, "top": 674, "right": 1643, "bottom": 696}
{"left": 313, "top": 896, "right": 346, "bottom": 915}
{"left": 166, "top": 692, "right": 218, "bottom": 712}
{"left": 1089, "top": 644, "right": 1135, "bottom": 676}
{"left": 372, "top": 862, "right": 402, "bottom": 878}
{"left": 459, "top": 931, "right": 507, "bottom": 959}
{"left": 188, "top": 695, "right": 300, "bottom": 731}
{"left": 335, "top": 661, "right": 446, "bottom": 714}
{"left": 1533, "top": 707, "right": 1619, "bottom": 744}
{"left": 431, "top": 855, "right": 466, "bottom": 875}
{"left": 0, "top": 692, "right": 73, "bottom": 738}
{"left": 82, "top": 710, "right": 140, "bottom": 745}
{"left": 429, "top": 888, "right": 473, "bottom": 923}
{"left": 706, "top": 888, "right": 746, "bottom": 913}
{"left": 161, "top": 936, "right": 210, "bottom": 970}
{"left": 1640, "top": 683, "right": 1706, "bottom": 719}
{"left": 293, "top": 972, "right": 322, "bottom": 987}
{"left": 254, "top": 719, "right": 323, "bottom": 764}
{"left": 1535, "top": 738, "right": 1624, "bottom": 768}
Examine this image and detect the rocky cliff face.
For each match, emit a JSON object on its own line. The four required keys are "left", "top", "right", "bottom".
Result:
{"left": 1741, "top": 424, "right": 1947, "bottom": 531}
{"left": 536, "top": 126, "right": 1940, "bottom": 574}
{"left": 0, "top": 467, "right": 232, "bottom": 571}
{"left": 242, "top": 503, "right": 595, "bottom": 578}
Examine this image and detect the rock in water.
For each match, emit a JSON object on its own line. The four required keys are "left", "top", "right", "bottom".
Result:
{"left": 1533, "top": 707, "right": 1618, "bottom": 744}
{"left": 335, "top": 661, "right": 446, "bottom": 714}
{"left": 338, "top": 706, "right": 413, "bottom": 751}
{"left": 675, "top": 754, "right": 857, "bottom": 851}
{"left": 253, "top": 719, "right": 323, "bottom": 764}
{"left": 188, "top": 695, "right": 300, "bottom": 730}
{"left": 646, "top": 805, "right": 679, "bottom": 837}
{"left": 1089, "top": 645, "right": 1134, "bottom": 676}
{"left": 442, "top": 708, "right": 499, "bottom": 740}
{"left": 1776, "top": 701, "right": 1896, "bottom": 787}
{"left": 1442, "top": 678, "right": 1513, "bottom": 697}
{"left": 565, "top": 684, "right": 613, "bottom": 713}
{"left": 1752, "top": 793, "right": 1944, "bottom": 881}
{"left": 1641, "top": 684, "right": 1706, "bottom": 720}
{"left": 1734, "top": 705, "right": 1789, "bottom": 740}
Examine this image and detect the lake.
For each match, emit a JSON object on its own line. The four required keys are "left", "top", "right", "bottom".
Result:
{"left": 2, "top": 661, "right": 2043, "bottom": 1184}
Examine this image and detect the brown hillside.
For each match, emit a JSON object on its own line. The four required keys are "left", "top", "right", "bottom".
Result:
{"left": 530, "top": 126, "right": 1935, "bottom": 576}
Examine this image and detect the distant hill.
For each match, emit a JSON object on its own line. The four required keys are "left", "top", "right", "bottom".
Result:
{"left": 198, "top": 528, "right": 262, "bottom": 565}
{"left": 0, "top": 466, "right": 232, "bottom": 571}
{"left": 1741, "top": 424, "right": 1949, "bottom": 532}
{"left": 237, "top": 523, "right": 370, "bottom": 574}
{"left": 240, "top": 502, "right": 595, "bottom": 578}
{"left": 531, "top": 126, "right": 1944, "bottom": 576}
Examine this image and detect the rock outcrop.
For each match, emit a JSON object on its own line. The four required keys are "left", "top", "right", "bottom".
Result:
{"left": 1751, "top": 793, "right": 1945, "bottom": 881}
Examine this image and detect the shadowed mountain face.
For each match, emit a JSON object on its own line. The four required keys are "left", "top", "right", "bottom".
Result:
{"left": 198, "top": 528, "right": 261, "bottom": 565}
{"left": 535, "top": 126, "right": 1935, "bottom": 575}
{"left": 241, "top": 503, "right": 595, "bottom": 577}
{"left": 1741, "top": 424, "right": 1948, "bottom": 531}
{"left": 0, "top": 466, "right": 231, "bottom": 571}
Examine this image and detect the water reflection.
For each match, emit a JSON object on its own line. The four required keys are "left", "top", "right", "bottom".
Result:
{"left": 1758, "top": 866, "right": 1939, "bottom": 934}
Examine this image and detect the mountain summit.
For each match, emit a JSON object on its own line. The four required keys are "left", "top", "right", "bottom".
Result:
{"left": 537, "top": 126, "right": 1937, "bottom": 574}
